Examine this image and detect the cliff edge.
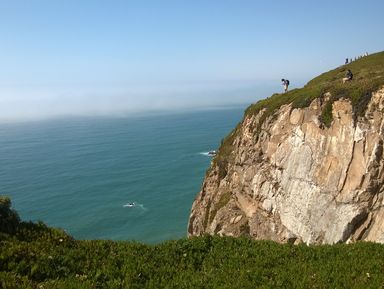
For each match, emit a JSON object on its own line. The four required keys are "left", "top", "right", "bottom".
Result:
{"left": 188, "top": 52, "right": 384, "bottom": 244}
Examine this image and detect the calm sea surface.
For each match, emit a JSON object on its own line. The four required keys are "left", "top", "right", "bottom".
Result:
{"left": 0, "top": 107, "right": 245, "bottom": 243}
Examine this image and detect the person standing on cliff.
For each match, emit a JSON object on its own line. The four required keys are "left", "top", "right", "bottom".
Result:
{"left": 281, "top": 79, "right": 290, "bottom": 93}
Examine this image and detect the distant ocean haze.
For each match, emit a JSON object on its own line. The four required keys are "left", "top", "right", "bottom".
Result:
{"left": 0, "top": 107, "right": 244, "bottom": 243}
{"left": 0, "top": 81, "right": 278, "bottom": 122}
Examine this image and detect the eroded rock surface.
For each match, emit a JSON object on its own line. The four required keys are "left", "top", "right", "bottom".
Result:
{"left": 188, "top": 87, "right": 384, "bottom": 244}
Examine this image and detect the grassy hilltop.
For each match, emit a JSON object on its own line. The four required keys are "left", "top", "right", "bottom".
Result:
{"left": 2, "top": 194, "right": 384, "bottom": 288}
{"left": 246, "top": 51, "right": 384, "bottom": 125}
{"left": 214, "top": 51, "right": 384, "bottom": 177}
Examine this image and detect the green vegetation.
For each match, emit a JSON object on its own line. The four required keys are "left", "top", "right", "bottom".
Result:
{"left": 208, "top": 192, "right": 231, "bottom": 224}
{"left": 246, "top": 51, "right": 384, "bottom": 126}
{"left": 212, "top": 52, "right": 384, "bottom": 177}
{"left": 213, "top": 123, "right": 242, "bottom": 180}
{"left": 2, "top": 197, "right": 384, "bottom": 288}
{"left": 202, "top": 201, "right": 211, "bottom": 230}
{"left": 0, "top": 196, "right": 20, "bottom": 236}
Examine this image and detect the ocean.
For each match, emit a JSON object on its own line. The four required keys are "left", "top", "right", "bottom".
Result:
{"left": 0, "top": 107, "right": 245, "bottom": 243}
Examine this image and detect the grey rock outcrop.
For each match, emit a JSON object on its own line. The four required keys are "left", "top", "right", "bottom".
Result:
{"left": 188, "top": 87, "right": 384, "bottom": 244}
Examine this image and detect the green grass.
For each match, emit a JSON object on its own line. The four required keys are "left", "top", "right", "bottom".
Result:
{"left": 2, "top": 222, "right": 384, "bottom": 288}
{"left": 3, "top": 197, "right": 384, "bottom": 288}
{"left": 212, "top": 52, "right": 384, "bottom": 178}
{"left": 246, "top": 51, "right": 384, "bottom": 127}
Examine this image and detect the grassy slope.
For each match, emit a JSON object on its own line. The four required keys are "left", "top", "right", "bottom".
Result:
{"left": 2, "top": 223, "right": 384, "bottom": 288}
{"left": 1, "top": 201, "right": 384, "bottom": 288}
{"left": 213, "top": 52, "right": 384, "bottom": 177}
{"left": 246, "top": 51, "right": 384, "bottom": 125}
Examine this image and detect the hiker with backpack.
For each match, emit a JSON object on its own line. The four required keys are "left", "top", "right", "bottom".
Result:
{"left": 281, "top": 79, "right": 290, "bottom": 93}
{"left": 342, "top": 69, "right": 353, "bottom": 83}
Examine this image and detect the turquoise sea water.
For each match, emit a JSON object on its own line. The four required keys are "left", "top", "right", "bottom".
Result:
{"left": 0, "top": 107, "right": 244, "bottom": 243}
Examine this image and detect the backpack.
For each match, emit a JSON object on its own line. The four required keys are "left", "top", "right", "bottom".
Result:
{"left": 286, "top": 80, "right": 290, "bottom": 85}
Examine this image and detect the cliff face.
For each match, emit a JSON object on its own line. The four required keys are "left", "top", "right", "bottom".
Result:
{"left": 188, "top": 86, "right": 384, "bottom": 244}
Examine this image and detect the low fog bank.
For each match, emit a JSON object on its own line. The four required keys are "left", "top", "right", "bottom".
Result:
{"left": 0, "top": 82, "right": 284, "bottom": 123}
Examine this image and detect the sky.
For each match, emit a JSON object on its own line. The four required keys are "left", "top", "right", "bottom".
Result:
{"left": 0, "top": 0, "right": 383, "bottom": 121}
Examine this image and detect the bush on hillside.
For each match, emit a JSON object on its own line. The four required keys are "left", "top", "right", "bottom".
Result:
{"left": 0, "top": 196, "right": 20, "bottom": 235}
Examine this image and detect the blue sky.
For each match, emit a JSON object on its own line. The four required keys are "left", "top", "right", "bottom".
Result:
{"left": 0, "top": 0, "right": 383, "bottom": 121}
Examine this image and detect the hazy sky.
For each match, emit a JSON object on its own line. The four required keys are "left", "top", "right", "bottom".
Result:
{"left": 0, "top": 0, "right": 383, "bottom": 121}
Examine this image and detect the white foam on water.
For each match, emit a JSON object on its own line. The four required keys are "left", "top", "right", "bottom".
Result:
{"left": 136, "top": 203, "right": 147, "bottom": 211}
{"left": 123, "top": 202, "right": 147, "bottom": 211}
{"left": 199, "top": 151, "right": 217, "bottom": 157}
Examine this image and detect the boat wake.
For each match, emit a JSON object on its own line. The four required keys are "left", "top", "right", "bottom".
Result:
{"left": 199, "top": 150, "right": 216, "bottom": 157}
{"left": 123, "top": 202, "right": 147, "bottom": 211}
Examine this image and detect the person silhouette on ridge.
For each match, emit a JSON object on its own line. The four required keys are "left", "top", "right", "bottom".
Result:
{"left": 281, "top": 79, "right": 290, "bottom": 93}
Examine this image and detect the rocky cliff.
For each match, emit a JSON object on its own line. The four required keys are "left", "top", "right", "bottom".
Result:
{"left": 188, "top": 52, "right": 384, "bottom": 244}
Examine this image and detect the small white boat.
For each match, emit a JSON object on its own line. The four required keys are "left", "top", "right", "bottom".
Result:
{"left": 124, "top": 202, "right": 135, "bottom": 208}
{"left": 208, "top": 150, "right": 217, "bottom": 156}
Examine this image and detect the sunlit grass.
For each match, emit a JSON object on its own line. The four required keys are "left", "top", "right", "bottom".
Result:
{"left": 2, "top": 218, "right": 384, "bottom": 288}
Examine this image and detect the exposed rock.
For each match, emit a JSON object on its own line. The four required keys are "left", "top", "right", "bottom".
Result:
{"left": 188, "top": 87, "right": 384, "bottom": 244}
